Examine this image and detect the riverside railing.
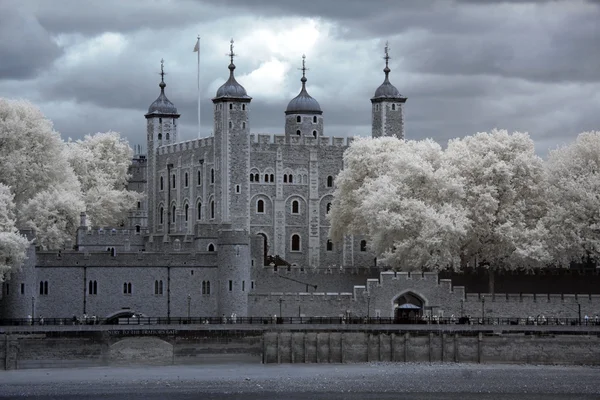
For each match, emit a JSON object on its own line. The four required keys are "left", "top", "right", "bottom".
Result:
{"left": 1, "top": 316, "right": 599, "bottom": 327}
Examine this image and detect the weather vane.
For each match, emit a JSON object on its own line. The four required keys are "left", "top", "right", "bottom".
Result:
{"left": 384, "top": 41, "right": 390, "bottom": 68}
{"left": 299, "top": 54, "right": 309, "bottom": 78}
{"left": 160, "top": 58, "right": 166, "bottom": 82}
{"left": 228, "top": 39, "right": 236, "bottom": 64}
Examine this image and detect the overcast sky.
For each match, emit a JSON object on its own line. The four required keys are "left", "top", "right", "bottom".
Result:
{"left": 1, "top": 0, "right": 599, "bottom": 155}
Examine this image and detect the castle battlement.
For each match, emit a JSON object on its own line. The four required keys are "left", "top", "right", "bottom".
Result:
{"left": 36, "top": 250, "right": 218, "bottom": 267}
{"left": 250, "top": 133, "right": 353, "bottom": 147}
{"left": 82, "top": 227, "right": 148, "bottom": 237}
{"left": 157, "top": 136, "right": 214, "bottom": 155}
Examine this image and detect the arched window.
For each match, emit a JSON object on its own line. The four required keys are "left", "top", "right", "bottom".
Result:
{"left": 202, "top": 280, "right": 211, "bottom": 294}
{"left": 257, "top": 199, "right": 264, "bottom": 213}
{"left": 197, "top": 202, "right": 202, "bottom": 220}
{"left": 137, "top": 201, "right": 141, "bottom": 209}
{"left": 289, "top": 175, "right": 293, "bottom": 183}
{"left": 154, "top": 280, "right": 159, "bottom": 294}
{"left": 296, "top": 115, "right": 301, "bottom": 123}
{"left": 197, "top": 170, "right": 202, "bottom": 185}
{"left": 313, "top": 130, "right": 317, "bottom": 138}
{"left": 270, "top": 174, "right": 274, "bottom": 182}
{"left": 291, "top": 234, "right": 301, "bottom": 252}
{"left": 242, "top": 104, "right": 246, "bottom": 111}
{"left": 291, "top": 200, "right": 299, "bottom": 214}
{"left": 326, "top": 240, "right": 333, "bottom": 251}
{"left": 160, "top": 176, "right": 164, "bottom": 190}
{"left": 185, "top": 204, "right": 189, "bottom": 222}
{"left": 313, "top": 116, "right": 317, "bottom": 123}
{"left": 159, "top": 207, "right": 164, "bottom": 224}
{"left": 283, "top": 175, "right": 288, "bottom": 183}
{"left": 208, "top": 243, "right": 215, "bottom": 252}
{"left": 229, "top": 103, "right": 233, "bottom": 110}
{"left": 185, "top": 173, "right": 188, "bottom": 187}
{"left": 250, "top": 173, "right": 254, "bottom": 182}
{"left": 210, "top": 200, "right": 215, "bottom": 219}
{"left": 229, "top": 121, "right": 232, "bottom": 129}
{"left": 158, "top": 133, "right": 163, "bottom": 141}
{"left": 264, "top": 174, "right": 269, "bottom": 182}
{"left": 211, "top": 169, "right": 214, "bottom": 183}
{"left": 254, "top": 173, "right": 259, "bottom": 182}
{"left": 296, "top": 130, "right": 301, "bottom": 136}
{"left": 326, "top": 203, "right": 332, "bottom": 214}
{"left": 172, "top": 205, "right": 176, "bottom": 223}
{"left": 327, "top": 176, "right": 333, "bottom": 187}
{"left": 360, "top": 240, "right": 367, "bottom": 252}
{"left": 166, "top": 132, "right": 170, "bottom": 140}
{"left": 392, "top": 103, "right": 396, "bottom": 111}
{"left": 172, "top": 174, "right": 176, "bottom": 189}
{"left": 135, "top": 225, "right": 141, "bottom": 233}
{"left": 242, "top": 122, "right": 246, "bottom": 129}
{"left": 236, "top": 184, "right": 240, "bottom": 193}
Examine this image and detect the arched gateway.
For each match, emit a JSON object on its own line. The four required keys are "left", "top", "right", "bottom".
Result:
{"left": 393, "top": 292, "right": 425, "bottom": 323}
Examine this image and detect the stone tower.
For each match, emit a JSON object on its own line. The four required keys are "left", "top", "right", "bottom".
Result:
{"left": 285, "top": 55, "right": 323, "bottom": 139}
{"left": 212, "top": 40, "right": 252, "bottom": 317}
{"left": 371, "top": 43, "right": 407, "bottom": 139}
{"left": 145, "top": 60, "right": 180, "bottom": 232}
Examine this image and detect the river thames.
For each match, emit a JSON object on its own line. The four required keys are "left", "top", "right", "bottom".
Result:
{"left": 1, "top": 363, "right": 599, "bottom": 399}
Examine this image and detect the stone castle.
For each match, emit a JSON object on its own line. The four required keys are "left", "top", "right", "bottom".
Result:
{"left": 1, "top": 42, "right": 599, "bottom": 322}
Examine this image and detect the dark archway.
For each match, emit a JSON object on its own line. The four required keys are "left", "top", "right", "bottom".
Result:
{"left": 257, "top": 233, "right": 268, "bottom": 265}
{"left": 394, "top": 292, "right": 424, "bottom": 323}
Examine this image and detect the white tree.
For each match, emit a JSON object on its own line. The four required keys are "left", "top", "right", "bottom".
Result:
{"left": 65, "top": 131, "right": 140, "bottom": 227}
{"left": 444, "top": 130, "right": 551, "bottom": 291}
{"left": 0, "top": 98, "right": 74, "bottom": 210}
{"left": 545, "top": 131, "right": 600, "bottom": 266}
{"left": 329, "top": 137, "right": 470, "bottom": 271}
{"left": 0, "top": 184, "right": 30, "bottom": 280}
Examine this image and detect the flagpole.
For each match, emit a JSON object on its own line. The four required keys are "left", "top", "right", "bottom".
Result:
{"left": 196, "top": 35, "right": 201, "bottom": 138}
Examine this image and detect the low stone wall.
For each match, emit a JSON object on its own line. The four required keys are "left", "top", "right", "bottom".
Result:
{"left": 263, "top": 330, "right": 600, "bottom": 365}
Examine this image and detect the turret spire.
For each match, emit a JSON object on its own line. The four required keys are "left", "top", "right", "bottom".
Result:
{"left": 227, "top": 38, "right": 236, "bottom": 74}
{"left": 159, "top": 58, "right": 166, "bottom": 91}
{"left": 383, "top": 41, "right": 391, "bottom": 79}
{"left": 299, "top": 54, "right": 308, "bottom": 87}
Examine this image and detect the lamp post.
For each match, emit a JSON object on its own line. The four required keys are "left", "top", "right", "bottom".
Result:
{"left": 187, "top": 294, "right": 191, "bottom": 321}
{"left": 279, "top": 298, "right": 283, "bottom": 319}
{"left": 481, "top": 296, "right": 486, "bottom": 325}
{"left": 367, "top": 293, "right": 371, "bottom": 320}
{"left": 31, "top": 296, "right": 35, "bottom": 323}
{"left": 578, "top": 302, "right": 581, "bottom": 326}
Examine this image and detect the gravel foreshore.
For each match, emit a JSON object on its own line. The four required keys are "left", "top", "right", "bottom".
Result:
{"left": 1, "top": 363, "right": 599, "bottom": 399}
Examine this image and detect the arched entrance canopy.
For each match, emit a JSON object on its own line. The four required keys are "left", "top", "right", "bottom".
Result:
{"left": 394, "top": 292, "right": 424, "bottom": 323}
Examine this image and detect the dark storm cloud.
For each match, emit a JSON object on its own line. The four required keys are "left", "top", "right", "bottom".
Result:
{"left": 0, "top": 2, "right": 62, "bottom": 79}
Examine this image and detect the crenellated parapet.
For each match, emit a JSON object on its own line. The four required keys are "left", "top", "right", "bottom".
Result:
{"left": 250, "top": 134, "right": 353, "bottom": 148}
{"left": 157, "top": 137, "right": 214, "bottom": 155}
{"left": 35, "top": 250, "right": 218, "bottom": 268}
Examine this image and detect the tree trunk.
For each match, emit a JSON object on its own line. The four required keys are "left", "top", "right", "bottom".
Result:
{"left": 488, "top": 269, "right": 495, "bottom": 295}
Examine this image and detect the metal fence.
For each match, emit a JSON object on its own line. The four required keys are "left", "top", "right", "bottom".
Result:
{"left": 1, "top": 316, "right": 599, "bottom": 327}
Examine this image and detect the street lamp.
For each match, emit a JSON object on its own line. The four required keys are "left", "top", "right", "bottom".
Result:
{"left": 31, "top": 296, "right": 35, "bottom": 324}
{"left": 367, "top": 293, "right": 371, "bottom": 320}
{"left": 187, "top": 294, "right": 191, "bottom": 321}
{"left": 279, "top": 298, "right": 283, "bottom": 320}
{"left": 481, "top": 296, "right": 486, "bottom": 324}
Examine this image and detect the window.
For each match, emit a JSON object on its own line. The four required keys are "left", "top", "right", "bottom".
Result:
{"left": 208, "top": 243, "right": 215, "bottom": 252}
{"left": 160, "top": 176, "right": 164, "bottom": 190}
{"left": 291, "top": 234, "right": 301, "bottom": 251}
{"left": 313, "top": 130, "right": 317, "bottom": 138}
{"left": 185, "top": 173, "right": 189, "bottom": 187}
{"left": 250, "top": 173, "right": 254, "bottom": 182}
{"left": 257, "top": 199, "right": 264, "bottom": 213}
{"left": 251, "top": 281, "right": 255, "bottom": 290}
{"left": 289, "top": 175, "right": 293, "bottom": 183}
{"left": 197, "top": 202, "right": 202, "bottom": 220}
{"left": 158, "top": 133, "right": 163, "bottom": 140}
{"left": 326, "top": 203, "right": 332, "bottom": 214}
{"left": 172, "top": 206, "right": 176, "bottom": 223}
{"left": 283, "top": 175, "right": 287, "bottom": 183}
{"left": 39, "top": 281, "right": 48, "bottom": 295}
{"left": 229, "top": 280, "right": 233, "bottom": 291}
{"left": 242, "top": 280, "right": 245, "bottom": 292}
{"left": 211, "top": 169, "right": 214, "bottom": 183}
{"left": 242, "top": 122, "right": 246, "bottom": 129}
{"left": 20, "top": 283, "right": 24, "bottom": 294}
{"left": 392, "top": 103, "right": 396, "bottom": 111}
{"left": 172, "top": 174, "right": 176, "bottom": 189}
{"left": 137, "top": 201, "right": 141, "bottom": 209}
{"left": 360, "top": 240, "right": 367, "bottom": 252}
{"left": 229, "top": 103, "right": 233, "bottom": 110}
{"left": 292, "top": 200, "right": 299, "bottom": 214}
{"left": 210, "top": 200, "right": 215, "bottom": 219}
{"left": 154, "top": 280, "right": 163, "bottom": 295}
{"left": 236, "top": 184, "right": 240, "bottom": 193}
{"left": 123, "top": 282, "right": 132, "bottom": 295}
{"left": 202, "top": 280, "right": 211, "bottom": 295}
{"left": 159, "top": 207, "right": 164, "bottom": 224}
{"left": 327, "top": 240, "right": 333, "bottom": 251}
{"left": 296, "top": 130, "right": 301, "bottom": 136}
{"left": 296, "top": 115, "right": 301, "bottom": 123}
{"left": 185, "top": 204, "right": 189, "bottom": 221}
{"left": 254, "top": 173, "right": 259, "bottom": 182}
{"left": 88, "top": 280, "right": 97, "bottom": 295}
{"left": 242, "top": 104, "right": 246, "bottom": 111}
{"left": 270, "top": 174, "right": 274, "bottom": 182}
{"left": 264, "top": 174, "right": 269, "bottom": 182}
{"left": 136, "top": 225, "right": 141, "bottom": 233}
{"left": 327, "top": 176, "right": 334, "bottom": 187}
{"left": 166, "top": 132, "right": 170, "bottom": 141}
{"left": 313, "top": 116, "right": 317, "bottom": 123}
{"left": 229, "top": 121, "right": 232, "bottom": 129}
{"left": 197, "top": 170, "right": 202, "bottom": 185}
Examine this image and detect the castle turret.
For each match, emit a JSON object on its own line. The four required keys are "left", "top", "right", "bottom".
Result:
{"left": 145, "top": 60, "right": 180, "bottom": 233}
{"left": 285, "top": 55, "right": 323, "bottom": 139}
{"left": 211, "top": 39, "right": 251, "bottom": 229}
{"left": 216, "top": 227, "right": 251, "bottom": 318}
{"left": 371, "top": 43, "right": 406, "bottom": 139}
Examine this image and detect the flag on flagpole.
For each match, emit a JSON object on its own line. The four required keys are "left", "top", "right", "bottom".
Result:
{"left": 193, "top": 37, "right": 200, "bottom": 52}
{"left": 195, "top": 36, "right": 201, "bottom": 138}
